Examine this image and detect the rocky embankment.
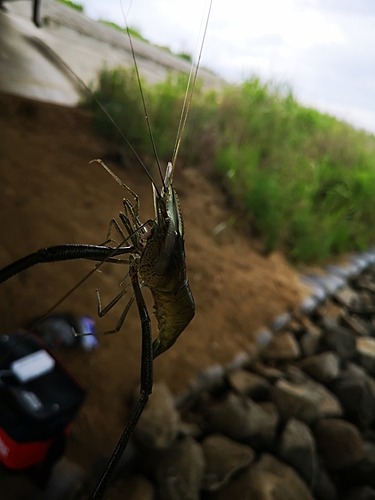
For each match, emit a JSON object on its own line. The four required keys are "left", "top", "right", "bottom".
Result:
{"left": 124, "top": 260, "right": 375, "bottom": 500}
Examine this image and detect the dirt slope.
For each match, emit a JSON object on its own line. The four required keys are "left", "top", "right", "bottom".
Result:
{"left": 0, "top": 92, "right": 309, "bottom": 469}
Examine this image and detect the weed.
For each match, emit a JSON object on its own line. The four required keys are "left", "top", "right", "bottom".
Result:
{"left": 83, "top": 68, "right": 375, "bottom": 263}
{"left": 56, "top": 0, "right": 83, "bottom": 13}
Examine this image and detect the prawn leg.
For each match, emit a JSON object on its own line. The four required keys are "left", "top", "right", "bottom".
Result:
{"left": 90, "top": 264, "right": 152, "bottom": 500}
{"left": 0, "top": 244, "right": 133, "bottom": 284}
{"left": 96, "top": 287, "right": 135, "bottom": 335}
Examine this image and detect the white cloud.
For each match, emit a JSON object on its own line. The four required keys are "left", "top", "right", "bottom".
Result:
{"left": 280, "top": 10, "right": 343, "bottom": 48}
{"left": 84, "top": 0, "right": 375, "bottom": 134}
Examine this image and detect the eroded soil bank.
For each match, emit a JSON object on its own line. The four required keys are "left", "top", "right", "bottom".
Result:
{"left": 0, "top": 93, "right": 309, "bottom": 473}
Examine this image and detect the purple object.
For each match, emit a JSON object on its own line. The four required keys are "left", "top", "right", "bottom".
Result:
{"left": 78, "top": 316, "right": 99, "bottom": 351}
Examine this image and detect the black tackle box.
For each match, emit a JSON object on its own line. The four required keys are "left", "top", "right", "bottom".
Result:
{"left": 0, "top": 331, "right": 86, "bottom": 470}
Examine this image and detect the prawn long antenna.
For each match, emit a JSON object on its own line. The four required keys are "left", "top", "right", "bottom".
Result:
{"left": 171, "top": 0, "right": 214, "bottom": 175}
{"left": 121, "top": 1, "right": 165, "bottom": 189}
{"left": 28, "top": 36, "right": 161, "bottom": 198}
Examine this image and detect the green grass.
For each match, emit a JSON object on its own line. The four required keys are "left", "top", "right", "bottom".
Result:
{"left": 82, "top": 67, "right": 375, "bottom": 263}
{"left": 56, "top": 0, "right": 83, "bottom": 12}
{"left": 176, "top": 53, "right": 193, "bottom": 63}
{"left": 155, "top": 45, "right": 193, "bottom": 63}
{"left": 98, "top": 22, "right": 193, "bottom": 63}
{"left": 98, "top": 21, "right": 149, "bottom": 43}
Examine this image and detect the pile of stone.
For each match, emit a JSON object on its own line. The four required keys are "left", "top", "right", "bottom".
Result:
{"left": 127, "top": 262, "right": 375, "bottom": 500}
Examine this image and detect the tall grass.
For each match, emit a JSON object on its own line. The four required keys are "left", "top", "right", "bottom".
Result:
{"left": 56, "top": 0, "right": 83, "bottom": 12}
{"left": 97, "top": 22, "right": 193, "bottom": 62}
{"left": 83, "top": 67, "right": 375, "bottom": 263}
{"left": 98, "top": 21, "right": 149, "bottom": 43}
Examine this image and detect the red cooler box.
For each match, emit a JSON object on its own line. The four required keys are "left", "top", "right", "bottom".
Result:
{"left": 0, "top": 332, "right": 86, "bottom": 470}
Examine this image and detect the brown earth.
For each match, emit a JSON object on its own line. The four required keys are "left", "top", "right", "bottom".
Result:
{"left": 0, "top": 93, "right": 310, "bottom": 483}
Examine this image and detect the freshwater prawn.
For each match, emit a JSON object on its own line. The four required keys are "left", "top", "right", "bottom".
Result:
{"left": 0, "top": 1, "right": 213, "bottom": 498}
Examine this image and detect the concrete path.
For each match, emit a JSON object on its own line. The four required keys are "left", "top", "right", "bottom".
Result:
{"left": 0, "top": 0, "right": 222, "bottom": 106}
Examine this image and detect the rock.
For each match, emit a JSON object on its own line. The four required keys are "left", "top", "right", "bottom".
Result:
{"left": 175, "top": 366, "right": 226, "bottom": 410}
{"left": 354, "top": 303, "right": 375, "bottom": 314}
{"left": 323, "top": 326, "right": 356, "bottom": 360}
{"left": 272, "top": 378, "right": 342, "bottom": 424}
{"left": 343, "top": 486, "right": 375, "bottom": 500}
{"left": 256, "top": 402, "right": 280, "bottom": 448}
{"left": 350, "top": 255, "right": 369, "bottom": 272}
{"left": 255, "top": 328, "right": 273, "bottom": 348}
{"left": 205, "top": 393, "right": 279, "bottom": 448}
{"left": 277, "top": 418, "right": 317, "bottom": 483}
{"left": 228, "top": 351, "right": 253, "bottom": 371}
{"left": 189, "top": 365, "right": 226, "bottom": 394}
{"left": 301, "top": 275, "right": 328, "bottom": 304}
{"left": 201, "top": 434, "right": 255, "bottom": 491}
{"left": 358, "top": 289, "right": 374, "bottom": 307}
{"left": 204, "top": 393, "right": 252, "bottom": 441}
{"left": 300, "top": 325, "right": 322, "bottom": 357}
{"left": 178, "top": 421, "right": 203, "bottom": 440}
{"left": 346, "top": 441, "right": 375, "bottom": 488}
{"left": 227, "top": 369, "right": 271, "bottom": 400}
{"left": 261, "top": 332, "right": 301, "bottom": 361}
{"left": 251, "top": 361, "right": 285, "bottom": 382}
{"left": 40, "top": 458, "right": 86, "bottom": 500}
{"left": 341, "top": 312, "right": 372, "bottom": 336}
{"left": 211, "top": 453, "right": 314, "bottom": 500}
{"left": 326, "top": 263, "right": 355, "bottom": 279}
{"left": 317, "top": 301, "right": 343, "bottom": 329}
{"left": 155, "top": 437, "right": 205, "bottom": 500}
{"left": 286, "top": 317, "right": 306, "bottom": 336}
{"left": 335, "top": 286, "right": 361, "bottom": 308}
{"left": 247, "top": 343, "right": 261, "bottom": 363}
{"left": 357, "top": 275, "right": 375, "bottom": 293}
{"left": 312, "top": 466, "right": 338, "bottom": 500}
{"left": 300, "top": 295, "right": 320, "bottom": 314}
{"left": 285, "top": 365, "right": 309, "bottom": 384}
{"left": 314, "top": 273, "right": 346, "bottom": 294}
{"left": 270, "top": 312, "right": 292, "bottom": 332}
{"left": 360, "top": 251, "right": 375, "bottom": 265}
{"left": 314, "top": 418, "right": 364, "bottom": 471}
{"left": 299, "top": 352, "right": 340, "bottom": 382}
{"left": 107, "top": 475, "right": 154, "bottom": 500}
{"left": 329, "top": 364, "right": 375, "bottom": 429}
{"left": 135, "top": 383, "right": 179, "bottom": 449}
{"left": 357, "top": 337, "right": 375, "bottom": 375}
{"left": 363, "top": 375, "right": 375, "bottom": 403}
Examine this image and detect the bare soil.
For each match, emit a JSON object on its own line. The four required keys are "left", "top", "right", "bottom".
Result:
{"left": 0, "top": 93, "right": 309, "bottom": 479}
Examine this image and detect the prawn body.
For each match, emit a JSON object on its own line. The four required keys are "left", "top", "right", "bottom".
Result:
{"left": 140, "top": 162, "right": 195, "bottom": 358}
{"left": 85, "top": 160, "right": 195, "bottom": 499}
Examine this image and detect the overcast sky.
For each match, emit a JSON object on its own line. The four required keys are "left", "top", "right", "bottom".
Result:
{"left": 83, "top": 0, "right": 375, "bottom": 135}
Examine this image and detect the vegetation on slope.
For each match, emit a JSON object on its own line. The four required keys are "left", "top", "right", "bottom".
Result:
{"left": 56, "top": 0, "right": 83, "bottom": 13}
{"left": 83, "top": 67, "right": 375, "bottom": 263}
{"left": 98, "top": 21, "right": 193, "bottom": 62}
{"left": 99, "top": 21, "right": 149, "bottom": 43}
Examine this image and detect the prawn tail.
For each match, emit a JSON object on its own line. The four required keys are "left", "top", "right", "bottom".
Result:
{"left": 152, "top": 280, "right": 195, "bottom": 359}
